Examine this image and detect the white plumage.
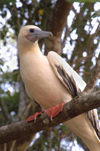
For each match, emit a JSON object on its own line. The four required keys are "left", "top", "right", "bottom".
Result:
{"left": 18, "top": 25, "right": 100, "bottom": 151}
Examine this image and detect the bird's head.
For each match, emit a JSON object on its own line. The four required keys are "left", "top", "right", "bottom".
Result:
{"left": 18, "top": 25, "right": 52, "bottom": 46}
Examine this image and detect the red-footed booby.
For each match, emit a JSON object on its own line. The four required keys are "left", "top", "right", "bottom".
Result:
{"left": 18, "top": 25, "right": 100, "bottom": 151}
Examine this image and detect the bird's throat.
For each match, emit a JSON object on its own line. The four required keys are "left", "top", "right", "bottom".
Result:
{"left": 18, "top": 41, "right": 41, "bottom": 57}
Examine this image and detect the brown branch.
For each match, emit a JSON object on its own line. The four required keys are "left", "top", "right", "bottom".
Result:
{"left": 45, "top": 0, "right": 72, "bottom": 55}
{"left": 18, "top": 79, "right": 28, "bottom": 118}
{"left": 85, "top": 54, "right": 100, "bottom": 92}
{"left": 61, "top": 24, "right": 70, "bottom": 50}
{"left": 48, "top": 0, "right": 72, "bottom": 36}
{"left": 27, "top": 131, "right": 49, "bottom": 151}
{"left": 0, "top": 90, "right": 100, "bottom": 144}
{"left": 0, "top": 98, "right": 11, "bottom": 123}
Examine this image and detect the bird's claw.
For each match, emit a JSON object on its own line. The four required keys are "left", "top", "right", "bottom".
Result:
{"left": 26, "top": 102, "right": 65, "bottom": 122}
{"left": 26, "top": 112, "right": 42, "bottom": 122}
{"left": 45, "top": 102, "right": 65, "bottom": 119}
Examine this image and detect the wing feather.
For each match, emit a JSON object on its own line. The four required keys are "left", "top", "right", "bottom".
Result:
{"left": 87, "top": 110, "right": 100, "bottom": 139}
{"left": 47, "top": 51, "right": 100, "bottom": 138}
{"left": 47, "top": 51, "right": 86, "bottom": 93}
{"left": 55, "top": 64, "right": 79, "bottom": 97}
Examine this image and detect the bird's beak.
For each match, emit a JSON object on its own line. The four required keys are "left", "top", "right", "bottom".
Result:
{"left": 26, "top": 30, "right": 53, "bottom": 42}
{"left": 36, "top": 30, "right": 53, "bottom": 39}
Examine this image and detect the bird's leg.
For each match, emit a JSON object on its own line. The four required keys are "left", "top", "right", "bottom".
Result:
{"left": 26, "top": 102, "right": 65, "bottom": 122}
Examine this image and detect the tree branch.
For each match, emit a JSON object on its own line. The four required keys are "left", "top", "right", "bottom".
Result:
{"left": 45, "top": 0, "right": 72, "bottom": 55}
{"left": 85, "top": 53, "right": 100, "bottom": 92}
{"left": 0, "top": 98, "right": 11, "bottom": 123}
{"left": 48, "top": 0, "right": 72, "bottom": 36}
{"left": 0, "top": 90, "right": 100, "bottom": 144}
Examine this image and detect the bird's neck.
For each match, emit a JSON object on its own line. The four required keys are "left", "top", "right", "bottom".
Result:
{"left": 18, "top": 41, "right": 42, "bottom": 57}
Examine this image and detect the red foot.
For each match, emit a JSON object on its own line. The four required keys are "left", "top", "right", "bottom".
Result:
{"left": 26, "top": 102, "right": 65, "bottom": 122}
{"left": 45, "top": 102, "right": 65, "bottom": 118}
{"left": 26, "top": 112, "right": 42, "bottom": 122}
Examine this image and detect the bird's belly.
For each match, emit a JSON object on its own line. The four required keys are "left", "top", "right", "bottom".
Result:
{"left": 21, "top": 64, "right": 71, "bottom": 109}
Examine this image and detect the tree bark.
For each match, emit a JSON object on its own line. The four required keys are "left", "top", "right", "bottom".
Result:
{"left": 45, "top": 0, "right": 72, "bottom": 55}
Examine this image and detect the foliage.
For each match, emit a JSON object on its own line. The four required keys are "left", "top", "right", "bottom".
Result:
{"left": 0, "top": 0, "right": 100, "bottom": 151}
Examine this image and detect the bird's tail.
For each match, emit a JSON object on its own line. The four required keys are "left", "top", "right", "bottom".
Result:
{"left": 65, "top": 113, "right": 100, "bottom": 151}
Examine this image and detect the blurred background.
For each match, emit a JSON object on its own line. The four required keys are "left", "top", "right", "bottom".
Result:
{"left": 0, "top": 0, "right": 100, "bottom": 151}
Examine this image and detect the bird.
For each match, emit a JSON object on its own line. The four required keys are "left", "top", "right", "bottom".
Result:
{"left": 18, "top": 25, "right": 100, "bottom": 151}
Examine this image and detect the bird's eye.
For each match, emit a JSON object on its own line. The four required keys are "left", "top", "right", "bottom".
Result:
{"left": 29, "top": 28, "right": 35, "bottom": 33}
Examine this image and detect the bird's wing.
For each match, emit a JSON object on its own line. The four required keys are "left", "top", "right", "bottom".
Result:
{"left": 47, "top": 51, "right": 100, "bottom": 139}
{"left": 87, "top": 109, "right": 100, "bottom": 139}
{"left": 47, "top": 51, "right": 86, "bottom": 97}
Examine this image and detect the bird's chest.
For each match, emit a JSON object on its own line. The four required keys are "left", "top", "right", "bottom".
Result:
{"left": 20, "top": 55, "right": 68, "bottom": 108}
{"left": 22, "top": 63, "right": 54, "bottom": 92}
{"left": 20, "top": 56, "right": 54, "bottom": 87}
